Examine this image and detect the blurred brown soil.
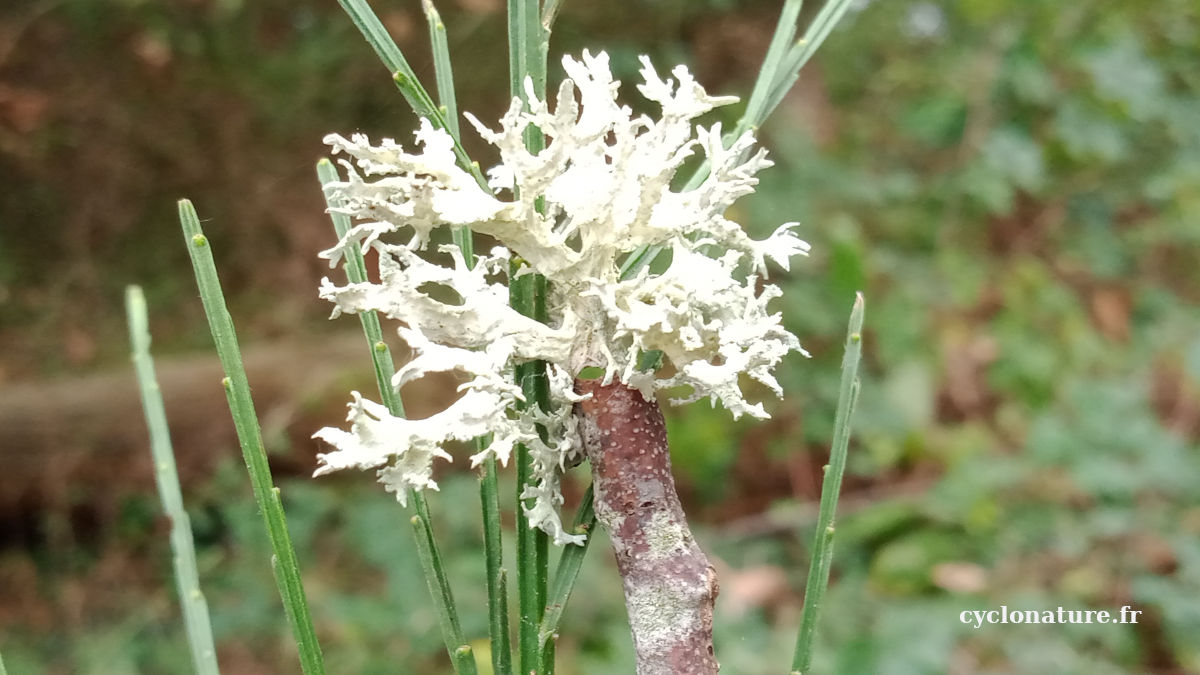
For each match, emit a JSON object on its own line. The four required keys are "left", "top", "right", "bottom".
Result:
{"left": 0, "top": 328, "right": 488, "bottom": 527}
{"left": 0, "top": 334, "right": 344, "bottom": 545}
{"left": 0, "top": 330, "right": 483, "bottom": 634}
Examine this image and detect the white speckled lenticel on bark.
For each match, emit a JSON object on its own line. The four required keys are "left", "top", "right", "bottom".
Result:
{"left": 578, "top": 378, "right": 720, "bottom": 673}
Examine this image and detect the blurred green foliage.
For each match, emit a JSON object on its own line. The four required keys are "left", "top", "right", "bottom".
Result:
{"left": 681, "top": 0, "right": 1200, "bottom": 672}
{"left": 2, "top": 0, "right": 1199, "bottom": 673}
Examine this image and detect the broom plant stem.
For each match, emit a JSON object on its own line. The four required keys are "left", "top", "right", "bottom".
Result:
{"left": 619, "top": 0, "right": 854, "bottom": 282}
{"left": 509, "top": 1, "right": 553, "bottom": 672}
{"left": 126, "top": 285, "right": 221, "bottom": 675}
{"left": 791, "top": 293, "right": 864, "bottom": 674}
{"left": 178, "top": 200, "right": 325, "bottom": 675}
{"left": 317, "top": 162, "right": 478, "bottom": 673}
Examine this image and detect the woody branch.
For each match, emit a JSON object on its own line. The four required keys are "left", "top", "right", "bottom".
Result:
{"left": 576, "top": 378, "right": 719, "bottom": 675}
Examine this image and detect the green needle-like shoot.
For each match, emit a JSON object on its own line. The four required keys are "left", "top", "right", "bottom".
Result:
{"left": 792, "top": 292, "right": 864, "bottom": 674}
{"left": 126, "top": 285, "right": 221, "bottom": 675}
{"left": 178, "top": 199, "right": 326, "bottom": 675}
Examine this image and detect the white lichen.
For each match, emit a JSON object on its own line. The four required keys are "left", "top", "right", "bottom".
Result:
{"left": 625, "top": 582, "right": 703, "bottom": 663}
{"left": 312, "top": 50, "right": 808, "bottom": 545}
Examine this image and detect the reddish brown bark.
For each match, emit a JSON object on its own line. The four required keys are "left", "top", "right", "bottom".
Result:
{"left": 576, "top": 378, "right": 719, "bottom": 675}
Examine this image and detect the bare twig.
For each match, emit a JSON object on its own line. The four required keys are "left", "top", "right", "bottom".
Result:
{"left": 576, "top": 379, "right": 719, "bottom": 675}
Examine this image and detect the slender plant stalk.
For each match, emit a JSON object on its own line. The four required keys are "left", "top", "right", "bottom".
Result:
{"left": 330, "top": 3, "right": 598, "bottom": 673}
{"left": 410, "top": 496, "right": 475, "bottom": 674}
{"left": 412, "top": 515, "right": 479, "bottom": 675}
{"left": 618, "top": 0, "right": 854, "bottom": 282}
{"left": 791, "top": 292, "right": 864, "bottom": 675}
{"left": 541, "top": 0, "right": 565, "bottom": 31}
{"left": 327, "top": 3, "right": 530, "bottom": 671}
{"left": 422, "top": 0, "right": 460, "bottom": 138}
{"left": 737, "top": 0, "right": 805, "bottom": 139}
{"left": 410, "top": 12, "right": 514, "bottom": 669}
{"left": 510, "top": 329, "right": 551, "bottom": 675}
{"left": 177, "top": 200, "right": 325, "bottom": 675}
{"left": 335, "top": 0, "right": 487, "bottom": 189}
{"left": 506, "top": 0, "right": 526, "bottom": 99}
{"left": 316, "top": 161, "right": 405, "bottom": 415}
{"left": 507, "top": 1, "right": 556, "bottom": 672}
{"left": 317, "top": 161, "right": 480, "bottom": 673}
{"left": 763, "top": 0, "right": 856, "bottom": 119}
{"left": 333, "top": 0, "right": 440, "bottom": 125}
{"left": 538, "top": 484, "right": 595, "bottom": 654}
{"left": 125, "top": 285, "right": 221, "bottom": 675}
{"left": 480, "top": 454, "right": 513, "bottom": 675}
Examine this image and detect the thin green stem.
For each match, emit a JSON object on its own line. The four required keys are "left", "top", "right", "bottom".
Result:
{"left": 326, "top": 3, "right": 505, "bottom": 665}
{"left": 317, "top": 160, "right": 405, "bottom": 415}
{"left": 508, "top": 1, "right": 554, "bottom": 672}
{"left": 507, "top": 0, "right": 526, "bottom": 100}
{"left": 335, "top": 0, "right": 487, "bottom": 189}
{"left": 764, "top": 0, "right": 856, "bottom": 121}
{"left": 412, "top": 0, "right": 478, "bottom": 264}
{"left": 333, "top": 0, "right": 443, "bottom": 126}
{"left": 417, "top": 11, "right": 511, "bottom": 663}
{"left": 412, "top": 514, "right": 478, "bottom": 675}
{"left": 453, "top": 646, "right": 480, "bottom": 675}
{"left": 524, "top": 0, "right": 548, "bottom": 114}
{"left": 619, "top": 0, "right": 854, "bottom": 283}
{"left": 421, "top": 0, "right": 459, "bottom": 138}
{"left": 738, "top": 0, "right": 804, "bottom": 139}
{"left": 412, "top": 494, "right": 476, "bottom": 674}
{"left": 541, "top": 0, "right": 565, "bottom": 31}
{"left": 126, "top": 285, "right": 221, "bottom": 675}
{"left": 317, "top": 162, "right": 479, "bottom": 673}
{"left": 480, "top": 454, "right": 513, "bottom": 675}
{"left": 390, "top": 72, "right": 488, "bottom": 191}
{"left": 538, "top": 484, "right": 595, "bottom": 653}
{"left": 512, "top": 348, "right": 550, "bottom": 675}
{"left": 510, "top": 267, "right": 551, "bottom": 675}
{"left": 334, "top": 0, "right": 414, "bottom": 77}
{"left": 0, "top": 645, "right": 6, "bottom": 675}
{"left": 791, "top": 293, "right": 864, "bottom": 675}
{"left": 177, "top": 200, "right": 325, "bottom": 675}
